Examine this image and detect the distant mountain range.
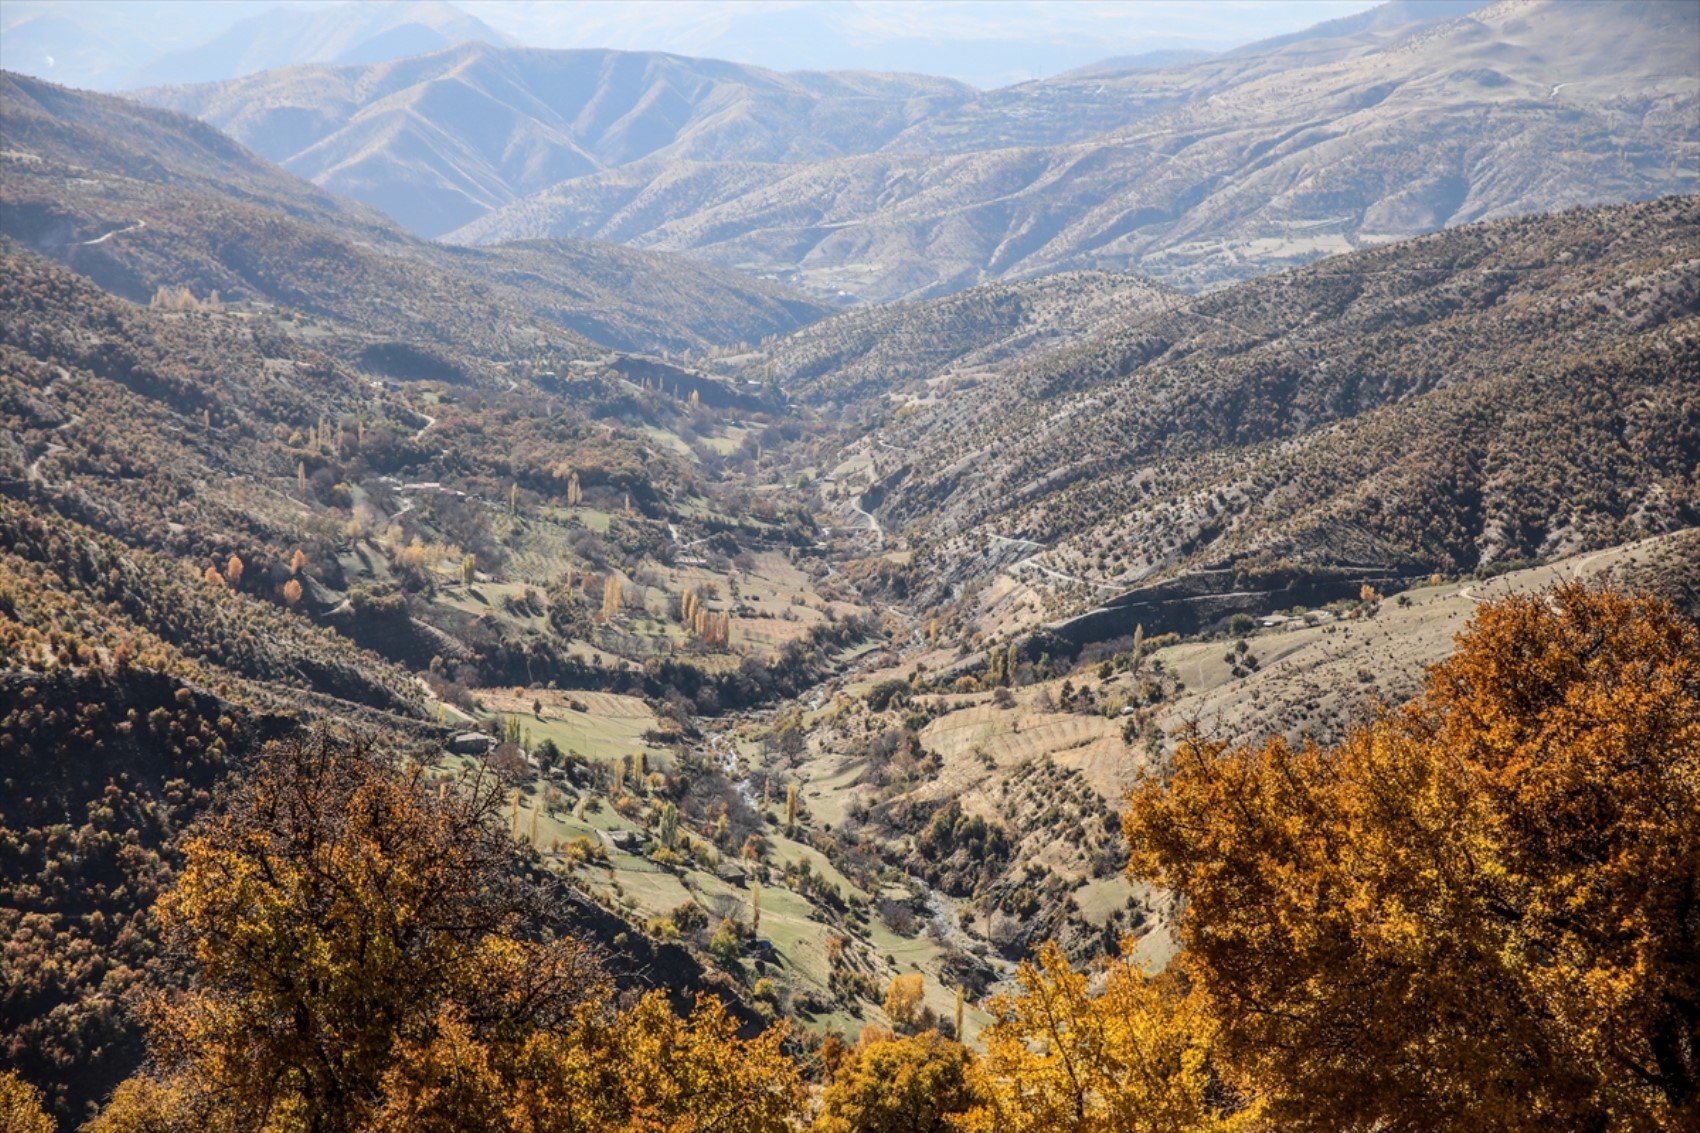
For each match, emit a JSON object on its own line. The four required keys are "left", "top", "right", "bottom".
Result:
{"left": 0, "top": 71, "right": 829, "bottom": 363}
{"left": 0, "top": 1, "right": 508, "bottom": 92}
{"left": 139, "top": 46, "right": 971, "bottom": 238}
{"left": 134, "top": 0, "right": 1698, "bottom": 302}
{"left": 126, "top": 0, "right": 511, "bottom": 89}
{"left": 449, "top": 0, "right": 1698, "bottom": 298}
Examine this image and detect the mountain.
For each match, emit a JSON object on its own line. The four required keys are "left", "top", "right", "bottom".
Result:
{"left": 1053, "top": 50, "right": 1217, "bottom": 81}
{"left": 5, "top": 10, "right": 1700, "bottom": 1128}
{"left": 0, "top": 1, "right": 507, "bottom": 93}
{"left": 454, "top": 0, "right": 1698, "bottom": 299}
{"left": 784, "top": 195, "right": 1700, "bottom": 631}
{"left": 0, "top": 230, "right": 840, "bottom": 1122}
{"left": 139, "top": 44, "right": 972, "bottom": 237}
{"left": 126, "top": 1, "right": 512, "bottom": 89}
{"left": 0, "top": 1, "right": 271, "bottom": 92}
{"left": 750, "top": 271, "right": 1178, "bottom": 409}
{"left": 0, "top": 71, "right": 830, "bottom": 362}
{"left": 132, "top": 4, "right": 1495, "bottom": 245}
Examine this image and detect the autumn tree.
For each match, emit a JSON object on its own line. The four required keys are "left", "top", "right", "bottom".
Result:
{"left": 89, "top": 731, "right": 802, "bottom": 1132}
{"left": 0, "top": 1071, "right": 53, "bottom": 1133}
{"left": 813, "top": 1029, "right": 980, "bottom": 1133}
{"left": 281, "top": 578, "right": 303, "bottom": 605}
{"left": 90, "top": 731, "right": 601, "bottom": 1129}
{"left": 883, "top": 974, "right": 925, "bottom": 1033}
{"left": 224, "top": 554, "right": 243, "bottom": 587}
{"left": 509, "top": 990, "right": 801, "bottom": 1133}
{"left": 959, "top": 942, "right": 1249, "bottom": 1133}
{"left": 1123, "top": 585, "right": 1700, "bottom": 1131}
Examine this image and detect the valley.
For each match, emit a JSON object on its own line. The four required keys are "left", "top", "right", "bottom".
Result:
{"left": 1, "top": 2, "right": 1696, "bottom": 1128}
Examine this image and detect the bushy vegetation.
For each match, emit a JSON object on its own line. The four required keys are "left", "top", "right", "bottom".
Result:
{"left": 847, "top": 198, "right": 1699, "bottom": 619}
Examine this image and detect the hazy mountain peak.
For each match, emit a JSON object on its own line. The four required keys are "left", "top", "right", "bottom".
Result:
{"left": 124, "top": 0, "right": 512, "bottom": 89}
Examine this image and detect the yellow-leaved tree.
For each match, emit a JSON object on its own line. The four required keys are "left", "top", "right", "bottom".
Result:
{"left": 0, "top": 1070, "right": 53, "bottom": 1133}
{"left": 958, "top": 943, "right": 1254, "bottom": 1133}
{"left": 1123, "top": 585, "right": 1700, "bottom": 1131}
{"left": 88, "top": 731, "right": 800, "bottom": 1133}
{"left": 812, "top": 1029, "right": 980, "bottom": 1133}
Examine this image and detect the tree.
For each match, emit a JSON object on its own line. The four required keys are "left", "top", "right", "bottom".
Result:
{"left": 883, "top": 974, "right": 924, "bottom": 1033}
{"left": 94, "top": 732, "right": 602, "bottom": 1130}
{"left": 814, "top": 1030, "right": 980, "bottom": 1133}
{"left": 224, "top": 554, "right": 243, "bottom": 587}
{"left": 281, "top": 578, "right": 303, "bottom": 605}
{"left": 960, "top": 942, "right": 1249, "bottom": 1133}
{"left": 461, "top": 554, "right": 477, "bottom": 586}
{"left": 0, "top": 1071, "right": 53, "bottom": 1133}
{"left": 518, "top": 991, "right": 801, "bottom": 1133}
{"left": 289, "top": 548, "right": 308, "bottom": 575}
{"left": 1123, "top": 586, "right": 1700, "bottom": 1131}
{"left": 91, "top": 732, "right": 802, "bottom": 1132}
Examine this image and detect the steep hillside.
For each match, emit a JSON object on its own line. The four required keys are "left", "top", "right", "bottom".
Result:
{"left": 749, "top": 271, "right": 1177, "bottom": 408}
{"left": 458, "top": 0, "right": 1697, "bottom": 299}
{"left": 791, "top": 196, "right": 1699, "bottom": 636}
{"left": 0, "top": 71, "right": 830, "bottom": 361}
{"left": 0, "top": 236, "right": 887, "bottom": 1121}
{"left": 139, "top": 44, "right": 971, "bottom": 236}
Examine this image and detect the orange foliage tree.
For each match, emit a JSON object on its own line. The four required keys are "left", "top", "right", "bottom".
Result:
{"left": 813, "top": 1029, "right": 980, "bottom": 1133}
{"left": 88, "top": 732, "right": 800, "bottom": 1132}
{"left": 1124, "top": 585, "right": 1700, "bottom": 1130}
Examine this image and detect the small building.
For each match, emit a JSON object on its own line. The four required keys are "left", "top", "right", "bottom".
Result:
{"left": 448, "top": 732, "right": 494, "bottom": 755}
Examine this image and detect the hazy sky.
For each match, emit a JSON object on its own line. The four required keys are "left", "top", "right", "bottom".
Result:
{"left": 2, "top": 0, "right": 1385, "bottom": 89}
{"left": 462, "top": 1, "right": 1383, "bottom": 84}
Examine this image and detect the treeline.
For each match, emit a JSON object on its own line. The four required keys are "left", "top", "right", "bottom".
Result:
{"left": 7, "top": 586, "right": 1691, "bottom": 1130}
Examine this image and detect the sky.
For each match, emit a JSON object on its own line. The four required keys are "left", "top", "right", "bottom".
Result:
{"left": 460, "top": 1, "right": 1384, "bottom": 86}
{"left": 1, "top": 0, "right": 1385, "bottom": 90}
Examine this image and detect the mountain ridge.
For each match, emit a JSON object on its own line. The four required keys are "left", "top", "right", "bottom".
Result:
{"left": 0, "top": 69, "right": 832, "bottom": 361}
{"left": 451, "top": 0, "right": 1698, "bottom": 299}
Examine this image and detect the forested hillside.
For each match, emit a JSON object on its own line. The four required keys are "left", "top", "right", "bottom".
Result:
{"left": 745, "top": 271, "right": 1176, "bottom": 408}
{"left": 0, "top": 214, "right": 856, "bottom": 1124}
{"left": 789, "top": 197, "right": 1700, "bottom": 635}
